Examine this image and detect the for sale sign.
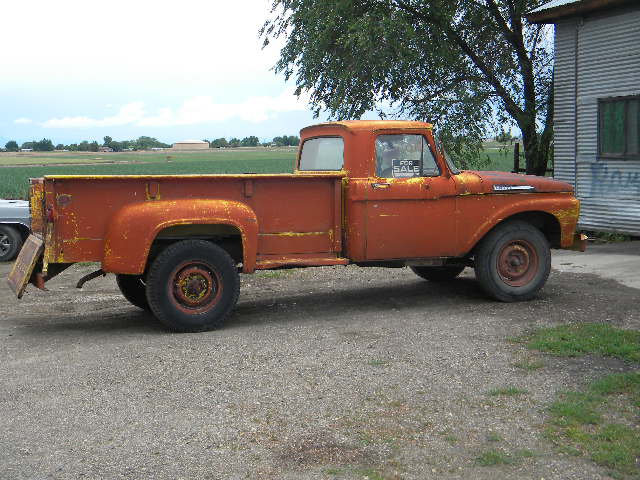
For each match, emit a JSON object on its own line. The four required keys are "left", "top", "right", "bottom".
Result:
{"left": 392, "top": 159, "right": 421, "bottom": 178}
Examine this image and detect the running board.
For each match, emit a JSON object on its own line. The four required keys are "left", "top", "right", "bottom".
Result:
{"left": 255, "top": 255, "right": 349, "bottom": 270}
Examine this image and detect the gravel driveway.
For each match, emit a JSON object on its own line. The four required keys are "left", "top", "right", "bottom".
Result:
{"left": 1, "top": 248, "right": 638, "bottom": 479}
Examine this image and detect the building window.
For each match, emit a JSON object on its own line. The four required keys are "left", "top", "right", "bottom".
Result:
{"left": 599, "top": 96, "right": 639, "bottom": 159}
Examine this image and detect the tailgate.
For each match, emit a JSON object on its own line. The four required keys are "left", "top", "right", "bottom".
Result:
{"left": 7, "top": 235, "right": 44, "bottom": 298}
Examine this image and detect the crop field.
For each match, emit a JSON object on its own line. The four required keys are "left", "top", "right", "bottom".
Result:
{"left": 0, "top": 149, "right": 297, "bottom": 199}
{"left": 0, "top": 145, "right": 520, "bottom": 199}
{"left": 481, "top": 141, "right": 522, "bottom": 172}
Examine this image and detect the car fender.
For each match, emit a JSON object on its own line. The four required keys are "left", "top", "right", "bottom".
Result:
{"left": 103, "top": 199, "right": 258, "bottom": 274}
{"left": 458, "top": 194, "right": 580, "bottom": 254}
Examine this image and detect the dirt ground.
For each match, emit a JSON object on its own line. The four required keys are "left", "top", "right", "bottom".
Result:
{"left": 1, "top": 249, "right": 638, "bottom": 480}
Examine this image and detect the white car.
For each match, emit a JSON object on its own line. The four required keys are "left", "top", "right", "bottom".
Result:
{"left": 0, "top": 199, "right": 30, "bottom": 262}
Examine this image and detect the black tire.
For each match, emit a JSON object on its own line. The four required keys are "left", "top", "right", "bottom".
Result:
{"left": 116, "top": 274, "right": 150, "bottom": 310}
{"left": 410, "top": 265, "right": 465, "bottom": 282}
{"left": 474, "top": 220, "right": 551, "bottom": 302}
{"left": 145, "top": 240, "right": 240, "bottom": 332}
{"left": 0, "top": 225, "right": 22, "bottom": 262}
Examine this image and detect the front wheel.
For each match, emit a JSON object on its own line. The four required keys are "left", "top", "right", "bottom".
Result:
{"left": 474, "top": 221, "right": 551, "bottom": 302}
{"left": 145, "top": 240, "right": 240, "bottom": 332}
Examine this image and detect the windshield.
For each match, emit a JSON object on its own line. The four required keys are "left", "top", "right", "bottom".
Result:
{"left": 443, "top": 150, "right": 461, "bottom": 174}
{"left": 434, "top": 136, "right": 461, "bottom": 174}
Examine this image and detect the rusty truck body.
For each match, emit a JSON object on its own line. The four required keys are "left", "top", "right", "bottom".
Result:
{"left": 8, "top": 120, "right": 585, "bottom": 332}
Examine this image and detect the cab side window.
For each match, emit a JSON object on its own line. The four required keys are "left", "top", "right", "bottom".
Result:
{"left": 299, "top": 137, "right": 344, "bottom": 171}
{"left": 375, "top": 134, "right": 439, "bottom": 178}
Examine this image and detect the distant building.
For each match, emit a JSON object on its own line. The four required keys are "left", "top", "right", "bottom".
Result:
{"left": 20, "top": 148, "right": 33, "bottom": 152}
{"left": 528, "top": 0, "right": 640, "bottom": 236}
{"left": 98, "top": 146, "right": 114, "bottom": 152}
{"left": 172, "top": 140, "right": 209, "bottom": 150}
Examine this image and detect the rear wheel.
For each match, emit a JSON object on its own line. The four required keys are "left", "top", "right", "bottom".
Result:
{"left": 0, "top": 225, "right": 22, "bottom": 262}
{"left": 145, "top": 240, "right": 240, "bottom": 332}
{"left": 410, "top": 265, "right": 465, "bottom": 282}
{"left": 474, "top": 221, "right": 550, "bottom": 302}
{"left": 116, "top": 274, "right": 149, "bottom": 310}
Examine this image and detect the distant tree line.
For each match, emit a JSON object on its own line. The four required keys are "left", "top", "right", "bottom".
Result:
{"left": 100, "top": 136, "right": 171, "bottom": 152}
{"left": 3, "top": 134, "right": 300, "bottom": 152}
{"left": 4, "top": 139, "right": 54, "bottom": 152}
{"left": 207, "top": 135, "right": 299, "bottom": 148}
{"left": 3, "top": 136, "right": 171, "bottom": 152}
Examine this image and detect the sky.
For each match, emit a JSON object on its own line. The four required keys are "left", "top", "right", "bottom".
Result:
{"left": 0, "top": 0, "right": 367, "bottom": 145}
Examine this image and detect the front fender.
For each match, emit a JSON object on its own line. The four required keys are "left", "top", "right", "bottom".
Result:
{"left": 103, "top": 199, "right": 258, "bottom": 274}
{"left": 459, "top": 194, "right": 580, "bottom": 254}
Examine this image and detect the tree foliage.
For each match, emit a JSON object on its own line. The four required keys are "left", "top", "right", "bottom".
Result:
{"left": 210, "top": 137, "right": 229, "bottom": 148}
{"left": 272, "top": 135, "right": 300, "bottom": 146}
{"left": 17, "top": 139, "right": 54, "bottom": 151}
{"left": 241, "top": 136, "right": 260, "bottom": 147}
{"left": 4, "top": 140, "right": 19, "bottom": 152}
{"left": 262, "top": 0, "right": 554, "bottom": 174}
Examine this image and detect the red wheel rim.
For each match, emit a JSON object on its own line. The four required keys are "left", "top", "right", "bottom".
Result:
{"left": 168, "top": 261, "right": 223, "bottom": 314}
{"left": 497, "top": 239, "right": 539, "bottom": 287}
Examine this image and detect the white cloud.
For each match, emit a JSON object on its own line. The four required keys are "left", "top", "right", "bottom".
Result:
{"left": 42, "top": 90, "right": 309, "bottom": 129}
{"left": 43, "top": 102, "right": 146, "bottom": 128}
{"left": 14, "top": 118, "right": 32, "bottom": 124}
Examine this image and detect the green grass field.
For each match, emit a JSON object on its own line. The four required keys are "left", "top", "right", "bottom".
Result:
{"left": 0, "top": 149, "right": 297, "bottom": 199}
{"left": 481, "top": 141, "right": 525, "bottom": 172}
{"left": 0, "top": 145, "right": 520, "bottom": 200}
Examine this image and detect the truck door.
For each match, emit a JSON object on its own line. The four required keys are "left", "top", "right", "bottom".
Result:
{"left": 365, "top": 133, "right": 457, "bottom": 260}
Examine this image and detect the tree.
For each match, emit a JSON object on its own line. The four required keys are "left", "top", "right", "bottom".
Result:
{"left": 228, "top": 138, "right": 241, "bottom": 148}
{"left": 271, "top": 135, "right": 299, "bottom": 147}
{"left": 262, "top": 0, "right": 554, "bottom": 175}
{"left": 34, "top": 138, "right": 54, "bottom": 151}
{"left": 55, "top": 144, "right": 65, "bottom": 150}
{"left": 20, "top": 141, "right": 35, "bottom": 150}
{"left": 210, "top": 137, "right": 229, "bottom": 148}
{"left": 4, "top": 140, "right": 19, "bottom": 152}
{"left": 134, "top": 136, "right": 169, "bottom": 150}
{"left": 103, "top": 136, "right": 113, "bottom": 147}
{"left": 241, "top": 136, "right": 260, "bottom": 147}
{"left": 110, "top": 141, "right": 124, "bottom": 152}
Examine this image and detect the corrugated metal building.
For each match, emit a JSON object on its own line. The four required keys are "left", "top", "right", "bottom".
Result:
{"left": 529, "top": 0, "right": 640, "bottom": 235}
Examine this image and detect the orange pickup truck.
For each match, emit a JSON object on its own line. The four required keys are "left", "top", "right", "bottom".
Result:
{"left": 8, "top": 120, "right": 585, "bottom": 332}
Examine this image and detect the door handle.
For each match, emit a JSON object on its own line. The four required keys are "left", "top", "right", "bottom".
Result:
{"left": 371, "top": 182, "right": 391, "bottom": 189}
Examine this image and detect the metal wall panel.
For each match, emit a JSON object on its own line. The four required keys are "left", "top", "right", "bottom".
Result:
{"left": 577, "top": 160, "right": 640, "bottom": 235}
{"left": 577, "top": 8, "right": 640, "bottom": 160}
{"left": 555, "top": 6, "right": 640, "bottom": 234}
{"left": 553, "top": 20, "right": 578, "bottom": 186}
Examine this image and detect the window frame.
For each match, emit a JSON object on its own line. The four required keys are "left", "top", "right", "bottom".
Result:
{"left": 373, "top": 133, "right": 442, "bottom": 179}
{"left": 297, "top": 135, "right": 345, "bottom": 171}
{"left": 598, "top": 95, "right": 640, "bottom": 161}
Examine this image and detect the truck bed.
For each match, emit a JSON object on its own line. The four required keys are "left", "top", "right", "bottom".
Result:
{"left": 31, "top": 173, "right": 346, "bottom": 272}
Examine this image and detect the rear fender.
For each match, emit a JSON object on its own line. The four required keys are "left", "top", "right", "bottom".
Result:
{"left": 103, "top": 199, "right": 258, "bottom": 274}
